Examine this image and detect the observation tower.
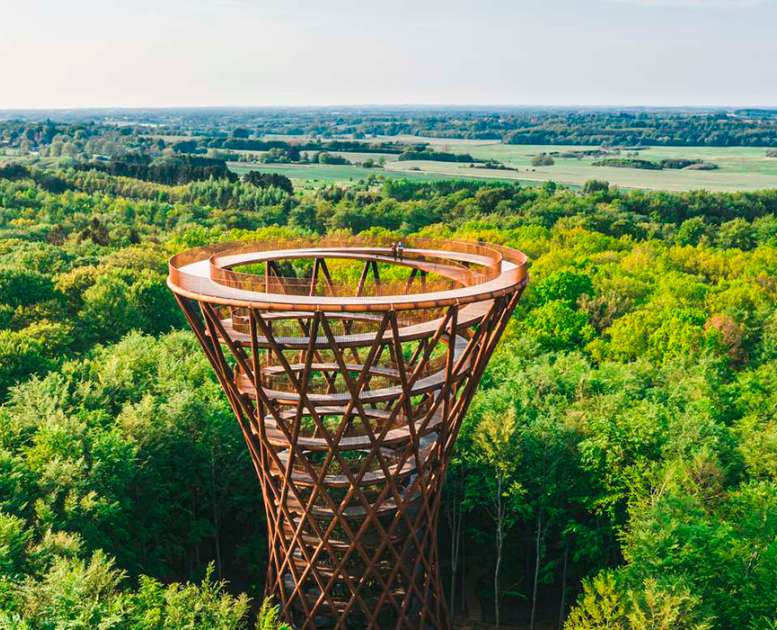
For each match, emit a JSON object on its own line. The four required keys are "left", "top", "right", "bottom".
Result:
{"left": 167, "top": 236, "right": 528, "bottom": 630}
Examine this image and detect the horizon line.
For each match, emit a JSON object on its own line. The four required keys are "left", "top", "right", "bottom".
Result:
{"left": 2, "top": 104, "right": 777, "bottom": 113}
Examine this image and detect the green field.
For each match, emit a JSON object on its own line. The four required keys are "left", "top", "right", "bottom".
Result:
{"left": 0, "top": 148, "right": 23, "bottom": 165}
{"left": 139, "top": 132, "right": 777, "bottom": 191}
{"left": 326, "top": 151, "right": 399, "bottom": 164}
{"left": 263, "top": 134, "right": 777, "bottom": 191}
{"left": 429, "top": 142, "right": 777, "bottom": 192}
{"left": 228, "top": 161, "right": 514, "bottom": 189}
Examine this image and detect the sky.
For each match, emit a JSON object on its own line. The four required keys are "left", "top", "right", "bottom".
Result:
{"left": 1, "top": 0, "right": 775, "bottom": 109}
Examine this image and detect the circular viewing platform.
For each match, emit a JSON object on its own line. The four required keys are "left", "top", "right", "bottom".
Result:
{"left": 167, "top": 236, "right": 529, "bottom": 630}
{"left": 167, "top": 235, "right": 528, "bottom": 312}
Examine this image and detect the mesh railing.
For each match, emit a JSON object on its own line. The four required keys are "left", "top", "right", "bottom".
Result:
{"left": 208, "top": 235, "right": 504, "bottom": 296}
{"left": 168, "top": 234, "right": 528, "bottom": 311}
{"left": 223, "top": 272, "right": 457, "bottom": 299}
{"left": 227, "top": 306, "right": 449, "bottom": 334}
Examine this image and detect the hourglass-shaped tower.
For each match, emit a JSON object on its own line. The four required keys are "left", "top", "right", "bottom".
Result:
{"left": 167, "top": 236, "right": 528, "bottom": 630}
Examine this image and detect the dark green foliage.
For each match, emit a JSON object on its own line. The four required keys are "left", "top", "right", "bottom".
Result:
{"left": 677, "top": 217, "right": 712, "bottom": 246}
{"left": 7, "top": 110, "right": 777, "bottom": 151}
{"left": 593, "top": 158, "right": 717, "bottom": 171}
{"left": 582, "top": 179, "right": 611, "bottom": 195}
{"left": 171, "top": 139, "right": 202, "bottom": 154}
{"left": 502, "top": 110, "right": 777, "bottom": 147}
{"left": 75, "top": 154, "right": 237, "bottom": 185}
{"left": 208, "top": 136, "right": 407, "bottom": 154}
{"left": 593, "top": 158, "right": 662, "bottom": 170}
{"left": 397, "top": 149, "right": 480, "bottom": 163}
{"left": 316, "top": 151, "right": 350, "bottom": 165}
{"left": 0, "top": 332, "right": 264, "bottom": 598}
{"left": 243, "top": 171, "right": 294, "bottom": 194}
{"left": 660, "top": 158, "right": 711, "bottom": 170}
{"left": 531, "top": 153, "right": 555, "bottom": 166}
{"left": 0, "top": 164, "right": 31, "bottom": 182}
{"left": 0, "top": 323, "right": 71, "bottom": 396}
{"left": 716, "top": 218, "right": 757, "bottom": 250}
{"left": 0, "top": 267, "right": 58, "bottom": 308}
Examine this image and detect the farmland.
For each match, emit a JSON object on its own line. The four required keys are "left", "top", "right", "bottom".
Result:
{"left": 6, "top": 112, "right": 774, "bottom": 192}
{"left": 227, "top": 160, "right": 503, "bottom": 189}
{"left": 252, "top": 134, "right": 777, "bottom": 191}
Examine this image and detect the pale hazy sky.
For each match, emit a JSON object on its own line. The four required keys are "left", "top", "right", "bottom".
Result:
{"left": 1, "top": 0, "right": 775, "bottom": 109}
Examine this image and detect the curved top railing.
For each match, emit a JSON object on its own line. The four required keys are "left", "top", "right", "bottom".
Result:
{"left": 168, "top": 235, "right": 528, "bottom": 312}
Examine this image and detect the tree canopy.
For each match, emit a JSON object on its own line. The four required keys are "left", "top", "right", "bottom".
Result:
{"left": 0, "top": 164, "right": 776, "bottom": 628}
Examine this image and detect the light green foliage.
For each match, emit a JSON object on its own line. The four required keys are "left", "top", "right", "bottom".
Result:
{"left": 8, "top": 551, "right": 127, "bottom": 629}
{"left": 0, "top": 331, "right": 262, "bottom": 616}
{"left": 621, "top": 477, "right": 777, "bottom": 629}
{"left": 77, "top": 268, "right": 182, "bottom": 344}
{"left": 0, "top": 241, "right": 75, "bottom": 277}
{"left": 628, "top": 579, "right": 712, "bottom": 630}
{"left": 256, "top": 598, "right": 293, "bottom": 630}
{"left": 470, "top": 407, "right": 525, "bottom": 628}
{"left": 524, "top": 300, "right": 595, "bottom": 351}
{"left": 126, "top": 566, "right": 251, "bottom": 630}
{"left": 531, "top": 270, "right": 594, "bottom": 307}
{"left": 0, "top": 553, "right": 252, "bottom": 630}
{"left": 595, "top": 307, "right": 722, "bottom": 365}
{"left": 468, "top": 405, "right": 526, "bottom": 530}
{"left": 0, "top": 511, "right": 32, "bottom": 578}
{"left": 565, "top": 573, "right": 712, "bottom": 630}
{"left": 565, "top": 572, "right": 627, "bottom": 630}
{"left": 474, "top": 408, "right": 522, "bottom": 484}
{"left": 80, "top": 273, "right": 145, "bottom": 343}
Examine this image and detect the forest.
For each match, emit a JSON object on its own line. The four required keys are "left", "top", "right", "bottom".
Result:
{"left": 5, "top": 109, "right": 777, "bottom": 165}
{"left": 1, "top": 160, "right": 777, "bottom": 629}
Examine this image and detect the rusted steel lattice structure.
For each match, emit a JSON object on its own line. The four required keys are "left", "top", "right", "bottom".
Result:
{"left": 167, "top": 236, "right": 528, "bottom": 630}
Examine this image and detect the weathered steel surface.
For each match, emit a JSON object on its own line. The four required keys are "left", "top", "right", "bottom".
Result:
{"left": 168, "top": 237, "right": 528, "bottom": 629}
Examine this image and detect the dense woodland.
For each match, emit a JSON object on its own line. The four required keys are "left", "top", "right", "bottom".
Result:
{"left": 499, "top": 110, "right": 777, "bottom": 147}
{"left": 1, "top": 157, "right": 777, "bottom": 630}
{"left": 5, "top": 109, "right": 777, "bottom": 163}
